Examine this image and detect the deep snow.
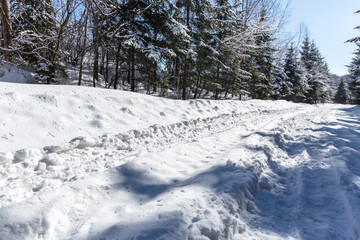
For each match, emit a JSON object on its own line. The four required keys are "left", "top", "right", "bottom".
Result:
{"left": 0, "top": 82, "right": 360, "bottom": 240}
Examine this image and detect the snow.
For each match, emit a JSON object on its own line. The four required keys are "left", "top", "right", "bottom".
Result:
{"left": 0, "top": 61, "right": 33, "bottom": 84}
{"left": 0, "top": 82, "right": 360, "bottom": 239}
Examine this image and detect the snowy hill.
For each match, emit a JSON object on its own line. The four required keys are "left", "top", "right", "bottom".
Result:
{"left": 0, "top": 83, "right": 360, "bottom": 239}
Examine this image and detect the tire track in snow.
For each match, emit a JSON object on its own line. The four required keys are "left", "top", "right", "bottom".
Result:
{"left": 2, "top": 104, "right": 346, "bottom": 240}
{"left": 249, "top": 105, "right": 360, "bottom": 239}
{"left": 0, "top": 106, "right": 308, "bottom": 208}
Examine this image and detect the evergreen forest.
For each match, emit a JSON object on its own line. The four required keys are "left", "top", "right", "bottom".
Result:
{"left": 0, "top": 0, "right": 359, "bottom": 103}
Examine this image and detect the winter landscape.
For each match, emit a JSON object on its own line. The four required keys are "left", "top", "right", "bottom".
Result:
{"left": 1, "top": 0, "right": 360, "bottom": 239}
{"left": 1, "top": 82, "right": 360, "bottom": 240}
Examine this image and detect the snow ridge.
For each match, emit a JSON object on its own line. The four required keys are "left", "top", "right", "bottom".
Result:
{"left": 0, "top": 107, "right": 299, "bottom": 208}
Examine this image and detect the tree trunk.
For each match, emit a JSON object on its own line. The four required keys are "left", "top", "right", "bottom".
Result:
{"left": 0, "top": 0, "right": 13, "bottom": 62}
{"left": 182, "top": 5, "right": 190, "bottom": 100}
{"left": 131, "top": 49, "right": 135, "bottom": 92}
{"left": 78, "top": 7, "right": 89, "bottom": 86}
{"left": 100, "top": 47, "right": 105, "bottom": 75}
{"left": 92, "top": 5, "right": 99, "bottom": 87}
{"left": 50, "top": 0, "right": 73, "bottom": 75}
{"left": 126, "top": 58, "right": 130, "bottom": 85}
{"left": 175, "top": 58, "right": 181, "bottom": 94}
{"left": 105, "top": 49, "right": 109, "bottom": 86}
{"left": 114, "top": 43, "right": 121, "bottom": 89}
{"left": 215, "top": 66, "right": 220, "bottom": 100}
{"left": 193, "top": 73, "right": 201, "bottom": 99}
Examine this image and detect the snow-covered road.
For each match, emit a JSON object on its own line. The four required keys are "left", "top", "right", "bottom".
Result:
{"left": 0, "top": 83, "right": 359, "bottom": 239}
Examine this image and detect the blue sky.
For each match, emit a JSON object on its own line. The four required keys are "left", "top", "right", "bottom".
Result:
{"left": 286, "top": 0, "right": 360, "bottom": 75}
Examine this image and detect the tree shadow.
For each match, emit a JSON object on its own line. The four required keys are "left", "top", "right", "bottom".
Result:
{"left": 86, "top": 162, "right": 257, "bottom": 239}
{"left": 115, "top": 161, "right": 257, "bottom": 202}
{"left": 87, "top": 106, "right": 360, "bottom": 240}
{"left": 246, "top": 106, "right": 360, "bottom": 240}
{"left": 89, "top": 212, "right": 188, "bottom": 240}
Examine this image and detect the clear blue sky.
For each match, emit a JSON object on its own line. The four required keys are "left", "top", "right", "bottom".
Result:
{"left": 286, "top": 0, "right": 360, "bottom": 75}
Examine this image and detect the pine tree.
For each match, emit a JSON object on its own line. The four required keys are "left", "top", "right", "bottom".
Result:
{"left": 272, "top": 68, "right": 289, "bottom": 100}
{"left": 12, "top": 0, "right": 57, "bottom": 83}
{"left": 300, "top": 36, "right": 313, "bottom": 72}
{"left": 348, "top": 43, "right": 360, "bottom": 104}
{"left": 283, "top": 44, "right": 304, "bottom": 102}
{"left": 347, "top": 10, "right": 360, "bottom": 103}
{"left": 273, "top": 44, "right": 298, "bottom": 101}
{"left": 308, "top": 42, "right": 331, "bottom": 103}
{"left": 248, "top": 8, "right": 275, "bottom": 100}
{"left": 103, "top": 0, "right": 189, "bottom": 91}
{"left": 347, "top": 10, "right": 360, "bottom": 43}
{"left": 191, "top": 0, "right": 217, "bottom": 98}
{"left": 208, "top": 0, "right": 240, "bottom": 99}
{"left": 300, "top": 36, "right": 331, "bottom": 103}
{"left": 334, "top": 79, "right": 348, "bottom": 104}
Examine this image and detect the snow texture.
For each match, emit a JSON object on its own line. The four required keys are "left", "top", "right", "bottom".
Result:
{"left": 0, "top": 61, "right": 33, "bottom": 84}
{"left": 0, "top": 82, "right": 360, "bottom": 240}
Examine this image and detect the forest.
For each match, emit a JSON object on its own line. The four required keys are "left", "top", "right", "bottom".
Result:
{"left": 0, "top": 0, "right": 359, "bottom": 103}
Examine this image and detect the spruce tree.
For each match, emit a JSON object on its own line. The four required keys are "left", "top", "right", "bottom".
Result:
{"left": 272, "top": 68, "right": 290, "bottom": 100}
{"left": 300, "top": 36, "right": 331, "bottom": 103}
{"left": 272, "top": 44, "right": 304, "bottom": 101}
{"left": 309, "top": 43, "right": 331, "bottom": 103}
{"left": 347, "top": 10, "right": 360, "bottom": 43}
{"left": 347, "top": 10, "right": 360, "bottom": 103}
{"left": 210, "top": 0, "right": 240, "bottom": 99}
{"left": 104, "top": 0, "right": 189, "bottom": 91}
{"left": 284, "top": 44, "right": 304, "bottom": 102}
{"left": 248, "top": 8, "right": 275, "bottom": 100}
{"left": 348, "top": 43, "right": 360, "bottom": 104}
{"left": 334, "top": 79, "right": 348, "bottom": 104}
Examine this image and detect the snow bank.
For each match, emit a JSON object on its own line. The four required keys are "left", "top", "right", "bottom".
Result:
{"left": 0, "top": 81, "right": 295, "bottom": 153}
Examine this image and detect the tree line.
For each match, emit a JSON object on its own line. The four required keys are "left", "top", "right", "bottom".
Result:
{"left": 0, "top": 0, "right": 357, "bottom": 104}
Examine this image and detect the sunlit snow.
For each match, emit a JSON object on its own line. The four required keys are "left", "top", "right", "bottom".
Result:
{"left": 0, "top": 82, "right": 359, "bottom": 239}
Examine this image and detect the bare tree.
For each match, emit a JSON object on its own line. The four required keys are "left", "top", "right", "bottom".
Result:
{"left": 78, "top": 1, "right": 89, "bottom": 86}
{"left": 51, "top": 0, "right": 79, "bottom": 74}
{"left": 0, "top": 0, "right": 13, "bottom": 62}
{"left": 89, "top": 0, "right": 100, "bottom": 87}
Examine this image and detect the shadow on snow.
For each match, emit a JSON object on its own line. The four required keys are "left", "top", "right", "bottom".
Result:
{"left": 247, "top": 106, "right": 360, "bottom": 240}
{"left": 89, "top": 106, "right": 360, "bottom": 240}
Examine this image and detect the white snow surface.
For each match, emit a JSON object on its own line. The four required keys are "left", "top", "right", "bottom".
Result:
{"left": 1, "top": 82, "right": 360, "bottom": 240}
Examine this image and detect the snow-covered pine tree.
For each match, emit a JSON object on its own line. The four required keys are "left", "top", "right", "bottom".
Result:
{"left": 272, "top": 44, "right": 294, "bottom": 100}
{"left": 282, "top": 44, "right": 304, "bottom": 102}
{"left": 348, "top": 43, "right": 360, "bottom": 104}
{"left": 300, "top": 35, "right": 312, "bottom": 72}
{"left": 104, "top": 0, "right": 189, "bottom": 92}
{"left": 299, "top": 35, "right": 312, "bottom": 99}
{"left": 334, "top": 79, "right": 349, "bottom": 104}
{"left": 174, "top": 0, "right": 195, "bottom": 99}
{"left": 211, "top": 0, "right": 240, "bottom": 99}
{"left": 271, "top": 65, "right": 289, "bottom": 100}
{"left": 308, "top": 42, "right": 331, "bottom": 103}
{"left": 347, "top": 10, "right": 360, "bottom": 104}
{"left": 300, "top": 36, "right": 331, "bottom": 103}
{"left": 347, "top": 10, "right": 360, "bottom": 43}
{"left": 12, "top": 0, "right": 57, "bottom": 83}
{"left": 190, "top": 0, "right": 217, "bottom": 98}
{"left": 248, "top": 8, "right": 275, "bottom": 100}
